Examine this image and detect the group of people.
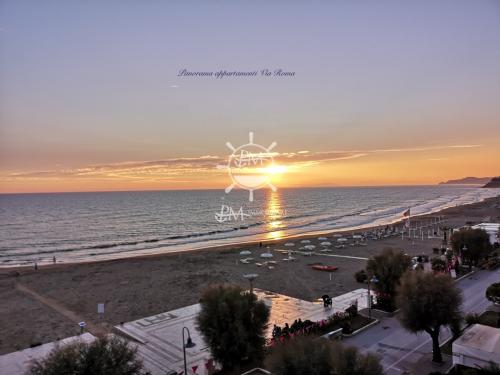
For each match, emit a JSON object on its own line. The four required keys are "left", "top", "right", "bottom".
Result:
{"left": 271, "top": 318, "right": 317, "bottom": 339}
{"left": 269, "top": 303, "right": 360, "bottom": 345}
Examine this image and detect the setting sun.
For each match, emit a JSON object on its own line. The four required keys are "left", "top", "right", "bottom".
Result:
{"left": 264, "top": 164, "right": 287, "bottom": 175}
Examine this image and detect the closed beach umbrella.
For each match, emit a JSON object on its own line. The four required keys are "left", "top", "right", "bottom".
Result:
{"left": 301, "top": 239, "right": 311, "bottom": 244}
{"left": 320, "top": 241, "right": 332, "bottom": 246}
{"left": 240, "top": 250, "right": 252, "bottom": 256}
{"left": 260, "top": 252, "right": 273, "bottom": 258}
{"left": 284, "top": 242, "right": 295, "bottom": 247}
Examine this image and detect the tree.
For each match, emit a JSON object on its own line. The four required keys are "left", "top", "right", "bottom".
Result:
{"left": 27, "top": 336, "right": 147, "bottom": 375}
{"left": 485, "top": 282, "right": 500, "bottom": 304}
{"left": 366, "top": 248, "right": 412, "bottom": 311}
{"left": 196, "top": 284, "right": 270, "bottom": 371}
{"left": 451, "top": 228, "right": 491, "bottom": 266}
{"left": 354, "top": 269, "right": 367, "bottom": 283}
{"left": 397, "top": 271, "right": 462, "bottom": 363}
{"left": 265, "top": 336, "right": 383, "bottom": 375}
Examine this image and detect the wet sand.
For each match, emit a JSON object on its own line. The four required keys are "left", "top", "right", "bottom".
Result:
{"left": 0, "top": 195, "right": 499, "bottom": 354}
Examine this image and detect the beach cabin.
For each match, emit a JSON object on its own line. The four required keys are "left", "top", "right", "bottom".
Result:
{"left": 452, "top": 324, "right": 500, "bottom": 369}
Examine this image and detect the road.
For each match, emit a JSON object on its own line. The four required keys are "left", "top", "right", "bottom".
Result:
{"left": 343, "top": 269, "right": 500, "bottom": 375}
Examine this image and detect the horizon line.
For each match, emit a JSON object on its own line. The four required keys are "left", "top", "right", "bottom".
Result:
{"left": 0, "top": 182, "right": 487, "bottom": 196}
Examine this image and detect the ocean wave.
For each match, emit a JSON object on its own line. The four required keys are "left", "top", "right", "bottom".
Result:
{"left": 1, "top": 187, "right": 498, "bottom": 265}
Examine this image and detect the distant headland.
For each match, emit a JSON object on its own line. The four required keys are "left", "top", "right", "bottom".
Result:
{"left": 483, "top": 177, "right": 500, "bottom": 188}
{"left": 439, "top": 177, "right": 492, "bottom": 185}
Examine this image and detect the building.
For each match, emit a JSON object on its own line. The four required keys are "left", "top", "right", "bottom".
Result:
{"left": 452, "top": 324, "right": 500, "bottom": 369}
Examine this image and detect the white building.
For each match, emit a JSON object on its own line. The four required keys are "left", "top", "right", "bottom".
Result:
{"left": 452, "top": 324, "right": 500, "bottom": 369}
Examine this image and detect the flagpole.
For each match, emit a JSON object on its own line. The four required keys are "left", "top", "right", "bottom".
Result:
{"left": 408, "top": 209, "right": 411, "bottom": 238}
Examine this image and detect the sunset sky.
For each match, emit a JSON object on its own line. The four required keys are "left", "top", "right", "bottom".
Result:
{"left": 1, "top": 0, "right": 499, "bottom": 193}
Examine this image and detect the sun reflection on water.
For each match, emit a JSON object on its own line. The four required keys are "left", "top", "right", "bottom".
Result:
{"left": 265, "top": 190, "right": 286, "bottom": 240}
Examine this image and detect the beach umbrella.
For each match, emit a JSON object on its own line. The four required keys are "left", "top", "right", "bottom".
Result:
{"left": 301, "top": 239, "right": 311, "bottom": 244}
{"left": 318, "top": 237, "right": 328, "bottom": 241}
{"left": 337, "top": 238, "right": 348, "bottom": 243}
{"left": 240, "top": 250, "right": 252, "bottom": 256}
{"left": 320, "top": 241, "right": 332, "bottom": 246}
{"left": 304, "top": 245, "right": 316, "bottom": 250}
{"left": 333, "top": 234, "right": 342, "bottom": 238}
{"left": 284, "top": 242, "right": 295, "bottom": 247}
{"left": 352, "top": 235, "right": 363, "bottom": 240}
{"left": 260, "top": 252, "right": 273, "bottom": 258}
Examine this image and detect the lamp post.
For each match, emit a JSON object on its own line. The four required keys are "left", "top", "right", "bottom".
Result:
{"left": 243, "top": 273, "right": 259, "bottom": 295}
{"left": 461, "top": 244, "right": 468, "bottom": 271}
{"left": 367, "top": 276, "right": 379, "bottom": 318}
{"left": 182, "top": 326, "right": 196, "bottom": 375}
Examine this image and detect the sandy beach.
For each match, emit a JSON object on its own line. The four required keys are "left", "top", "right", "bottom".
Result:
{"left": 0, "top": 196, "right": 499, "bottom": 354}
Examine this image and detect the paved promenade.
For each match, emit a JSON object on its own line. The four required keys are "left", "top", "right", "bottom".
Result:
{"left": 115, "top": 288, "right": 371, "bottom": 375}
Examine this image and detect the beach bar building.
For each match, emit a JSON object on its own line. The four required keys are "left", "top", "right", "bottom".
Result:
{"left": 452, "top": 324, "right": 500, "bottom": 369}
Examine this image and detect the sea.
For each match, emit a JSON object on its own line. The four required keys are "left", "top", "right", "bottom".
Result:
{"left": 0, "top": 186, "right": 498, "bottom": 266}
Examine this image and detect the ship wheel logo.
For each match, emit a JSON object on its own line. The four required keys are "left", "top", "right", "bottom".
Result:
{"left": 220, "top": 132, "right": 277, "bottom": 201}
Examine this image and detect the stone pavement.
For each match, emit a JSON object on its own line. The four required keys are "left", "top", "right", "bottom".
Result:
{"left": 115, "top": 288, "right": 372, "bottom": 375}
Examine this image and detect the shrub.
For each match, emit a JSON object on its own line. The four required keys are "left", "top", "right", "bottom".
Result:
{"left": 27, "top": 336, "right": 146, "bottom": 375}
{"left": 265, "top": 336, "right": 383, "bottom": 375}
{"left": 485, "top": 283, "right": 500, "bottom": 304}
{"left": 345, "top": 304, "right": 358, "bottom": 318}
{"left": 341, "top": 321, "right": 353, "bottom": 334}
{"left": 354, "top": 270, "right": 367, "bottom": 283}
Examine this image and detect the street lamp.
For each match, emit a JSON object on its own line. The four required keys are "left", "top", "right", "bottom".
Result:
{"left": 243, "top": 273, "right": 259, "bottom": 295}
{"left": 182, "top": 326, "right": 196, "bottom": 375}
{"left": 461, "top": 244, "right": 468, "bottom": 270}
{"left": 367, "top": 276, "right": 379, "bottom": 319}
